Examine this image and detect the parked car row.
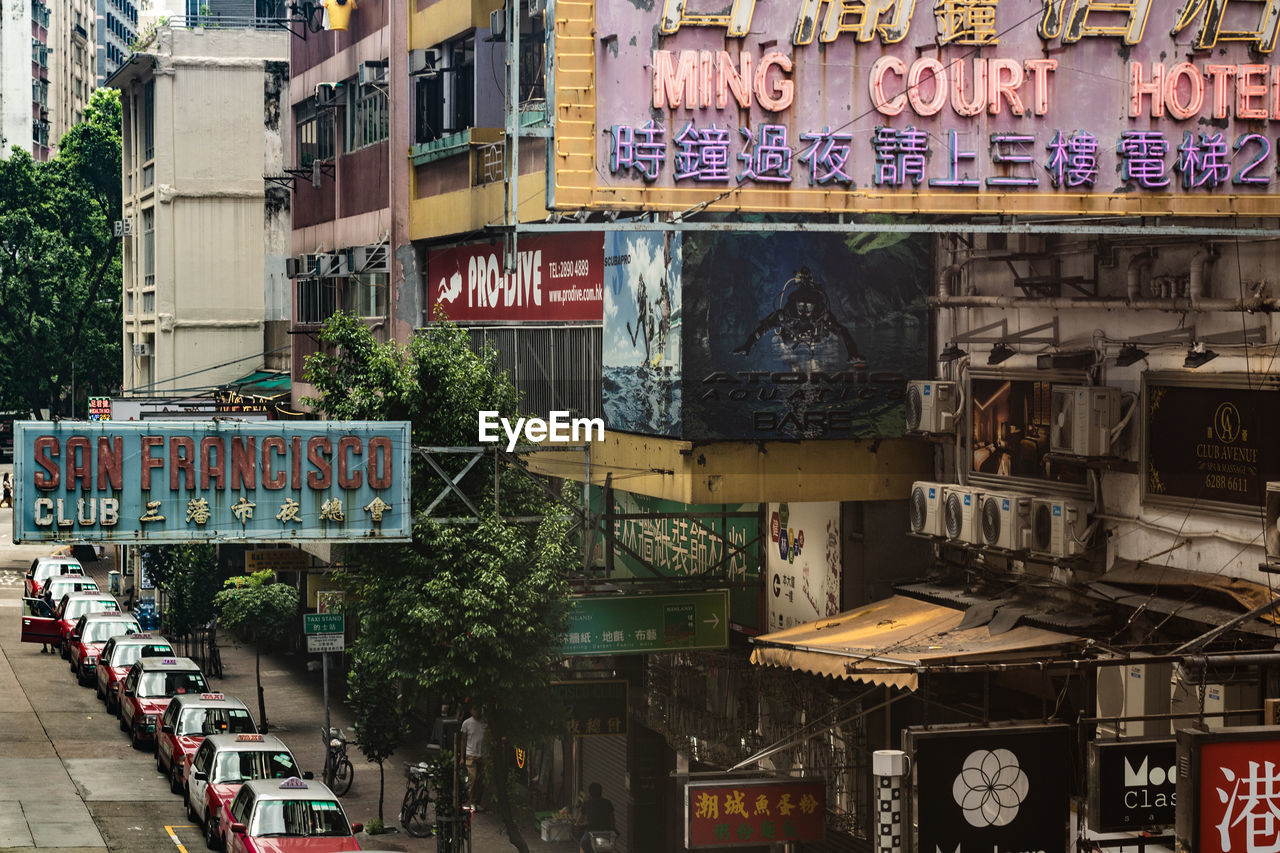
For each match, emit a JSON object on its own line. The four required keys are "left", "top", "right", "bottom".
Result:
{"left": 19, "top": 555, "right": 365, "bottom": 853}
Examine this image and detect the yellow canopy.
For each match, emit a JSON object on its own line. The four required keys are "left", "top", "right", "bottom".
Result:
{"left": 749, "top": 595, "right": 1085, "bottom": 691}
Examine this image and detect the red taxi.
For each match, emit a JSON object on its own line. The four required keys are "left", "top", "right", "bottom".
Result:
{"left": 157, "top": 692, "right": 255, "bottom": 794}
{"left": 40, "top": 574, "right": 98, "bottom": 606}
{"left": 185, "top": 733, "right": 304, "bottom": 847}
{"left": 67, "top": 611, "right": 143, "bottom": 685}
{"left": 117, "top": 655, "right": 208, "bottom": 750}
{"left": 54, "top": 592, "right": 122, "bottom": 658}
{"left": 24, "top": 556, "right": 84, "bottom": 597}
{"left": 219, "top": 777, "right": 361, "bottom": 853}
{"left": 95, "top": 633, "right": 172, "bottom": 708}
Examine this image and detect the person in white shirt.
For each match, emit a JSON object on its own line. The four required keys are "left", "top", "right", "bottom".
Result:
{"left": 459, "top": 705, "right": 487, "bottom": 810}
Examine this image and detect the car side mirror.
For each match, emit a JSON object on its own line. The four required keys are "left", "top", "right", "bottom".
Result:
{"left": 194, "top": 770, "right": 207, "bottom": 782}
{"left": 161, "top": 724, "right": 173, "bottom": 734}
{"left": 70, "top": 632, "right": 80, "bottom": 641}
{"left": 123, "top": 689, "right": 134, "bottom": 697}
{"left": 351, "top": 822, "right": 363, "bottom": 834}
{"left": 302, "top": 771, "right": 314, "bottom": 780}
{"left": 230, "top": 823, "right": 246, "bottom": 835}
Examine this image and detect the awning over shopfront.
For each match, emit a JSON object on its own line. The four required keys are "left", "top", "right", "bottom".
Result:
{"left": 749, "top": 595, "right": 1087, "bottom": 691}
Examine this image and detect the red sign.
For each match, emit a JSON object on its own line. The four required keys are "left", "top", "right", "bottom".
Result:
{"left": 685, "top": 778, "right": 824, "bottom": 848}
{"left": 427, "top": 234, "right": 603, "bottom": 323}
{"left": 1199, "top": 738, "right": 1280, "bottom": 853}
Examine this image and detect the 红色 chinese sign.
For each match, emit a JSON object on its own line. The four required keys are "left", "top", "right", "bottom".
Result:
{"left": 563, "top": 590, "right": 729, "bottom": 655}
{"left": 427, "top": 233, "right": 604, "bottom": 323}
{"left": 13, "top": 421, "right": 411, "bottom": 543}
{"left": 553, "top": 0, "right": 1280, "bottom": 216}
{"left": 1175, "top": 726, "right": 1280, "bottom": 853}
{"left": 908, "top": 724, "right": 1071, "bottom": 853}
{"left": 553, "top": 679, "right": 628, "bottom": 737}
{"left": 685, "top": 777, "right": 824, "bottom": 848}
{"left": 1144, "top": 376, "right": 1280, "bottom": 512}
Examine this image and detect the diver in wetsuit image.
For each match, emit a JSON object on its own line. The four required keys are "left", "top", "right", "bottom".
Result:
{"left": 732, "top": 267, "right": 863, "bottom": 361}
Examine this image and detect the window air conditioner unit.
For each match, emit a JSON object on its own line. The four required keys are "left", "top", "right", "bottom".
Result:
{"left": 295, "top": 253, "right": 320, "bottom": 277}
{"left": 905, "top": 379, "right": 957, "bottom": 434}
{"left": 1029, "top": 497, "right": 1091, "bottom": 558}
{"left": 346, "top": 244, "right": 389, "bottom": 273}
{"left": 942, "top": 486, "right": 982, "bottom": 545}
{"left": 490, "top": 7, "right": 504, "bottom": 36}
{"left": 409, "top": 48, "right": 440, "bottom": 76}
{"left": 979, "top": 490, "right": 1032, "bottom": 551}
{"left": 132, "top": 342, "right": 152, "bottom": 357}
{"left": 1050, "top": 385, "right": 1122, "bottom": 458}
{"left": 908, "top": 481, "right": 946, "bottom": 538}
{"left": 358, "top": 60, "right": 387, "bottom": 87}
{"left": 314, "top": 82, "right": 342, "bottom": 107}
{"left": 528, "top": 0, "right": 545, "bottom": 14}
{"left": 315, "top": 252, "right": 349, "bottom": 277}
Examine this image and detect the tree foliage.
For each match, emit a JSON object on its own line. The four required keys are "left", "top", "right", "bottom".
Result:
{"left": 0, "top": 88, "right": 123, "bottom": 417}
{"left": 347, "top": 645, "right": 409, "bottom": 821}
{"left": 214, "top": 569, "right": 299, "bottom": 732}
{"left": 141, "top": 543, "right": 220, "bottom": 634}
{"left": 304, "top": 313, "right": 575, "bottom": 850}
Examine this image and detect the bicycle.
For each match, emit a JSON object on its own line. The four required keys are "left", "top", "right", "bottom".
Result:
{"left": 322, "top": 727, "right": 354, "bottom": 795}
{"left": 400, "top": 761, "right": 434, "bottom": 837}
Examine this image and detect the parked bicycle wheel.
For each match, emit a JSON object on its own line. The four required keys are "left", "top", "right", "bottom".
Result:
{"left": 331, "top": 755, "right": 354, "bottom": 796}
{"left": 401, "top": 790, "right": 432, "bottom": 837}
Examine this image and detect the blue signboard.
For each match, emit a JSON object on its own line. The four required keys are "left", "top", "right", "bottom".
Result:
{"left": 12, "top": 421, "right": 412, "bottom": 543}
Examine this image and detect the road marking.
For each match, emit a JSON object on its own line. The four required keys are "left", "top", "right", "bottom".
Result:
{"left": 165, "top": 824, "right": 195, "bottom": 853}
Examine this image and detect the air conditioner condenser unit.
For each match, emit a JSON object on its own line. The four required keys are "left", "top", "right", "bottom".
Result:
{"left": 909, "top": 481, "right": 947, "bottom": 538}
{"left": 1050, "top": 385, "right": 1122, "bottom": 458}
{"left": 942, "top": 486, "right": 982, "bottom": 545}
{"left": 979, "top": 490, "right": 1032, "bottom": 551}
{"left": 905, "top": 380, "right": 958, "bottom": 434}
{"left": 1030, "top": 497, "right": 1092, "bottom": 558}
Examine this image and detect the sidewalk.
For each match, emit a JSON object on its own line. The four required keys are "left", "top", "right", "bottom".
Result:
{"left": 70, "top": 552, "right": 582, "bottom": 853}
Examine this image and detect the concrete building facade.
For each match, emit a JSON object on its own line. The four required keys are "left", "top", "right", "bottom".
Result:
{"left": 1, "top": 0, "right": 51, "bottom": 159}
{"left": 109, "top": 26, "right": 291, "bottom": 398}
{"left": 48, "top": 0, "right": 95, "bottom": 138}
{"left": 96, "top": 0, "right": 136, "bottom": 85}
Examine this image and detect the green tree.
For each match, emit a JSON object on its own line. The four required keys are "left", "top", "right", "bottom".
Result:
{"left": 214, "top": 569, "right": 299, "bottom": 733}
{"left": 347, "top": 646, "right": 408, "bottom": 821}
{"left": 141, "top": 544, "right": 220, "bottom": 635}
{"left": 0, "top": 89, "right": 122, "bottom": 417}
{"left": 304, "top": 313, "right": 575, "bottom": 852}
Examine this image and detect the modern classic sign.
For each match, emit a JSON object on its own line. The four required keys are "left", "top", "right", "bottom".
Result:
{"left": 908, "top": 724, "right": 1071, "bottom": 853}
{"left": 553, "top": 0, "right": 1280, "bottom": 216}
{"left": 1087, "top": 738, "right": 1177, "bottom": 833}
{"left": 13, "top": 421, "right": 411, "bottom": 543}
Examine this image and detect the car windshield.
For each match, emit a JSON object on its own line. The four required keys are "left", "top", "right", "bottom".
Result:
{"left": 138, "top": 670, "right": 207, "bottom": 698}
{"left": 45, "top": 580, "right": 93, "bottom": 598}
{"left": 65, "top": 599, "right": 115, "bottom": 620}
{"left": 37, "top": 561, "right": 82, "bottom": 581}
{"left": 109, "top": 643, "right": 173, "bottom": 667}
{"left": 212, "top": 750, "right": 297, "bottom": 784}
{"left": 249, "top": 799, "right": 351, "bottom": 837}
{"left": 177, "top": 708, "right": 256, "bottom": 736}
{"left": 83, "top": 621, "right": 140, "bottom": 643}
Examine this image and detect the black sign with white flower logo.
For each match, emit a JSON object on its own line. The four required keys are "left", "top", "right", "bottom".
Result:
{"left": 908, "top": 725, "right": 1072, "bottom": 853}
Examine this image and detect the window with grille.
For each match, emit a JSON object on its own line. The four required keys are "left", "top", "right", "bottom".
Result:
{"left": 296, "top": 98, "right": 334, "bottom": 167}
{"left": 142, "top": 80, "right": 155, "bottom": 162}
{"left": 348, "top": 86, "right": 388, "bottom": 151}
{"left": 142, "top": 291, "right": 155, "bottom": 314}
{"left": 342, "top": 273, "right": 387, "bottom": 318}
{"left": 413, "top": 37, "right": 474, "bottom": 144}
{"left": 297, "top": 279, "right": 337, "bottom": 326}
{"left": 141, "top": 208, "right": 154, "bottom": 289}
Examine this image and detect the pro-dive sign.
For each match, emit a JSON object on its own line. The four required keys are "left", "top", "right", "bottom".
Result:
{"left": 908, "top": 724, "right": 1071, "bottom": 853}
{"left": 13, "top": 421, "right": 411, "bottom": 543}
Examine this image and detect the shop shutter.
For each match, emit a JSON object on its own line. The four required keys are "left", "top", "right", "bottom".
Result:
{"left": 580, "top": 733, "right": 628, "bottom": 853}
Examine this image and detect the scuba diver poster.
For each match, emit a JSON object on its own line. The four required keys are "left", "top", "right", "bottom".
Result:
{"left": 683, "top": 232, "right": 931, "bottom": 440}
{"left": 602, "top": 231, "right": 682, "bottom": 436}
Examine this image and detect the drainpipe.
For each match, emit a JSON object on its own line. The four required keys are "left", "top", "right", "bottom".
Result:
{"left": 936, "top": 263, "right": 962, "bottom": 298}
{"left": 1126, "top": 252, "right": 1153, "bottom": 302}
{"left": 1189, "top": 245, "right": 1218, "bottom": 308}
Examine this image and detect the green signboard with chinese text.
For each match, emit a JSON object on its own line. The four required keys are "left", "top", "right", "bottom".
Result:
{"left": 564, "top": 591, "right": 729, "bottom": 655}
{"left": 304, "top": 613, "right": 344, "bottom": 635}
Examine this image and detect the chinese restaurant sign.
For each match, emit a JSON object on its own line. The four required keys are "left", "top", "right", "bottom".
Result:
{"left": 685, "top": 777, "right": 824, "bottom": 848}
{"left": 563, "top": 590, "right": 729, "bottom": 655}
{"left": 909, "top": 724, "right": 1071, "bottom": 853}
{"left": 12, "top": 421, "right": 411, "bottom": 543}
{"left": 553, "top": 0, "right": 1280, "bottom": 216}
{"left": 427, "top": 233, "right": 603, "bottom": 323}
{"left": 553, "top": 679, "right": 628, "bottom": 737}
{"left": 1087, "top": 738, "right": 1177, "bottom": 833}
{"left": 1176, "top": 726, "right": 1280, "bottom": 853}
{"left": 1145, "top": 378, "right": 1280, "bottom": 511}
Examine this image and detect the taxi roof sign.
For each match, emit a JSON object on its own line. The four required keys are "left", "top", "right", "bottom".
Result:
{"left": 236, "top": 734, "right": 265, "bottom": 742}
{"left": 200, "top": 693, "right": 226, "bottom": 700}
{"left": 279, "top": 777, "right": 308, "bottom": 789}
{"left": 162, "top": 658, "right": 177, "bottom": 664}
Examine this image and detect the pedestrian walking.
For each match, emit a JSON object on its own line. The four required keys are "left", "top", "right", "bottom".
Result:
{"left": 1, "top": 472, "right": 12, "bottom": 508}
{"left": 459, "top": 705, "right": 487, "bottom": 810}
{"left": 576, "top": 782, "right": 616, "bottom": 852}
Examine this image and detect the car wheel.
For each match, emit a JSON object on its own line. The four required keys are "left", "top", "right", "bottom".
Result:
{"left": 118, "top": 711, "right": 127, "bottom": 733}
{"left": 204, "top": 815, "right": 220, "bottom": 850}
{"left": 61, "top": 640, "right": 70, "bottom": 660}
{"left": 156, "top": 749, "right": 165, "bottom": 772}
{"left": 185, "top": 786, "right": 198, "bottom": 823}
{"left": 170, "top": 764, "right": 183, "bottom": 795}
{"left": 95, "top": 681, "right": 103, "bottom": 700}
{"left": 130, "top": 722, "right": 142, "bottom": 750}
